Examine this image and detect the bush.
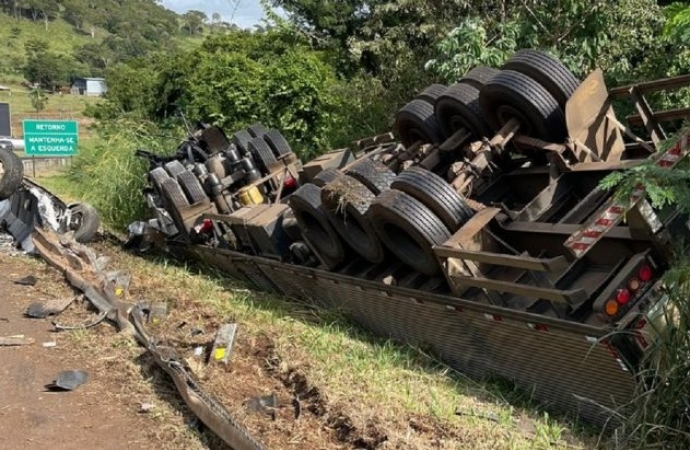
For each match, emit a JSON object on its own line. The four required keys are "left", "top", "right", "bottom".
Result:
{"left": 69, "top": 119, "right": 179, "bottom": 230}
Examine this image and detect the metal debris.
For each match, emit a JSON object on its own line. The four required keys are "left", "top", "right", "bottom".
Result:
{"left": 33, "top": 226, "right": 267, "bottom": 450}
{"left": 13, "top": 275, "right": 37, "bottom": 286}
{"left": 25, "top": 296, "right": 76, "bottom": 319}
{"left": 48, "top": 370, "right": 89, "bottom": 391}
{"left": 0, "top": 335, "right": 34, "bottom": 346}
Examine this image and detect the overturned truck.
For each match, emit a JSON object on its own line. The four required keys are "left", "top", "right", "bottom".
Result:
{"left": 129, "top": 50, "right": 690, "bottom": 426}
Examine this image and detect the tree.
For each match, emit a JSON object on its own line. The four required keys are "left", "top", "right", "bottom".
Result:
{"left": 182, "top": 10, "right": 207, "bottom": 35}
{"left": 29, "top": 87, "right": 48, "bottom": 116}
{"left": 24, "top": 52, "right": 77, "bottom": 91}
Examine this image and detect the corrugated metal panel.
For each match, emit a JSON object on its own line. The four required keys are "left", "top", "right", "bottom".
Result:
{"left": 189, "top": 245, "right": 636, "bottom": 426}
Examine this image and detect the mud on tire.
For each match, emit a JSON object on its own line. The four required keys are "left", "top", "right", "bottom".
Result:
{"left": 391, "top": 166, "right": 473, "bottom": 232}
{"left": 312, "top": 168, "right": 344, "bottom": 187}
{"left": 394, "top": 98, "right": 446, "bottom": 148}
{"left": 0, "top": 149, "right": 24, "bottom": 200}
{"left": 345, "top": 158, "right": 396, "bottom": 195}
{"left": 321, "top": 177, "right": 385, "bottom": 264}
{"left": 289, "top": 183, "right": 345, "bottom": 263}
{"left": 479, "top": 69, "right": 567, "bottom": 143}
{"left": 368, "top": 189, "right": 450, "bottom": 276}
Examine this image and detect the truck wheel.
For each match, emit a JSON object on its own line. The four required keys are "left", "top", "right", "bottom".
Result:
{"left": 391, "top": 166, "right": 473, "bottom": 232}
{"left": 177, "top": 171, "right": 208, "bottom": 204}
{"left": 0, "top": 149, "right": 23, "bottom": 200}
{"left": 502, "top": 49, "right": 580, "bottom": 110}
{"left": 434, "top": 83, "right": 493, "bottom": 139}
{"left": 289, "top": 183, "right": 345, "bottom": 262}
{"left": 161, "top": 178, "right": 190, "bottom": 210}
{"left": 247, "top": 122, "right": 269, "bottom": 139}
{"left": 458, "top": 66, "right": 499, "bottom": 90}
{"left": 63, "top": 203, "right": 100, "bottom": 243}
{"left": 322, "top": 177, "right": 385, "bottom": 264}
{"left": 164, "top": 160, "right": 187, "bottom": 178}
{"left": 281, "top": 209, "right": 302, "bottom": 242}
{"left": 479, "top": 69, "right": 567, "bottom": 143}
{"left": 248, "top": 138, "right": 277, "bottom": 174}
{"left": 368, "top": 189, "right": 450, "bottom": 276}
{"left": 394, "top": 98, "right": 446, "bottom": 148}
{"left": 345, "top": 158, "right": 396, "bottom": 195}
{"left": 232, "top": 130, "right": 253, "bottom": 155}
{"left": 149, "top": 167, "right": 170, "bottom": 190}
{"left": 415, "top": 83, "right": 447, "bottom": 106}
{"left": 312, "top": 168, "right": 344, "bottom": 187}
{"left": 264, "top": 129, "right": 292, "bottom": 157}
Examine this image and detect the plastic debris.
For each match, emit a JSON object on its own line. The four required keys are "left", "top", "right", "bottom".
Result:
{"left": 209, "top": 323, "right": 238, "bottom": 365}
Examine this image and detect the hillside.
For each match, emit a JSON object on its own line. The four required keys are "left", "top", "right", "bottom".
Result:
{"left": 0, "top": 0, "right": 210, "bottom": 89}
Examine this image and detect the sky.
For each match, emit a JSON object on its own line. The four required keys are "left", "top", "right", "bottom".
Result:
{"left": 160, "top": 0, "right": 273, "bottom": 29}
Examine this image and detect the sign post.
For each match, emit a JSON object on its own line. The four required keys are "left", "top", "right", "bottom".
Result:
{"left": 22, "top": 120, "right": 79, "bottom": 157}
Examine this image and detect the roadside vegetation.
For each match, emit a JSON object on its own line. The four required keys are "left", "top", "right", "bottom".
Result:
{"left": 28, "top": 0, "right": 690, "bottom": 449}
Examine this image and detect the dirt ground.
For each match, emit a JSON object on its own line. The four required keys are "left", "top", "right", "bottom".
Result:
{"left": 0, "top": 250, "right": 157, "bottom": 450}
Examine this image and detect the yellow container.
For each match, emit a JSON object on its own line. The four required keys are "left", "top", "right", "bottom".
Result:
{"left": 238, "top": 185, "right": 264, "bottom": 206}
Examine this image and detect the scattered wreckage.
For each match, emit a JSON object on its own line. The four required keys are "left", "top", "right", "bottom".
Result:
{"left": 125, "top": 49, "right": 690, "bottom": 427}
{"left": 0, "top": 164, "right": 268, "bottom": 449}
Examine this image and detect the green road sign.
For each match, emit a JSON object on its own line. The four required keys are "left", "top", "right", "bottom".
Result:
{"left": 23, "top": 120, "right": 79, "bottom": 156}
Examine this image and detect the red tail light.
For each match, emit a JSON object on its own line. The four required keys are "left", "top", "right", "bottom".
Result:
{"left": 195, "top": 218, "right": 213, "bottom": 234}
{"left": 283, "top": 173, "right": 297, "bottom": 189}
{"left": 638, "top": 265, "right": 653, "bottom": 282}
{"left": 616, "top": 288, "right": 631, "bottom": 305}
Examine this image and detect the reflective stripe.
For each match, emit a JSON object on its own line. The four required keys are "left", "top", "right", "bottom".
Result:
{"left": 565, "top": 132, "right": 690, "bottom": 258}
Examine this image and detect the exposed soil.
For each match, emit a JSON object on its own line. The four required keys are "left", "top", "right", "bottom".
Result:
{"left": 0, "top": 251, "right": 157, "bottom": 450}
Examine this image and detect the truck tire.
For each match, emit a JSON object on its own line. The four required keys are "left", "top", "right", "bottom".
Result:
{"left": 149, "top": 167, "right": 170, "bottom": 190}
{"left": 394, "top": 98, "right": 446, "bottom": 148}
{"left": 63, "top": 203, "right": 100, "bottom": 243}
{"left": 368, "top": 189, "right": 450, "bottom": 276}
{"left": 312, "top": 168, "right": 344, "bottom": 187}
{"left": 164, "top": 160, "right": 187, "bottom": 178}
{"left": 281, "top": 209, "right": 302, "bottom": 242}
{"left": 434, "top": 83, "right": 493, "bottom": 139}
{"left": 247, "top": 122, "right": 269, "bottom": 139}
{"left": 289, "top": 183, "right": 345, "bottom": 262}
{"left": 248, "top": 138, "right": 277, "bottom": 174}
{"left": 322, "top": 177, "right": 385, "bottom": 264}
{"left": 232, "top": 130, "right": 254, "bottom": 155}
{"left": 177, "top": 171, "right": 208, "bottom": 204}
{"left": 345, "top": 158, "right": 396, "bottom": 195}
{"left": 459, "top": 66, "right": 499, "bottom": 90}
{"left": 264, "top": 129, "right": 292, "bottom": 157}
{"left": 0, "top": 149, "right": 23, "bottom": 200}
{"left": 479, "top": 69, "right": 567, "bottom": 143}
{"left": 161, "top": 178, "right": 190, "bottom": 210}
{"left": 391, "top": 166, "right": 473, "bottom": 232}
{"left": 502, "top": 49, "right": 580, "bottom": 110}
{"left": 416, "top": 83, "right": 447, "bottom": 106}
